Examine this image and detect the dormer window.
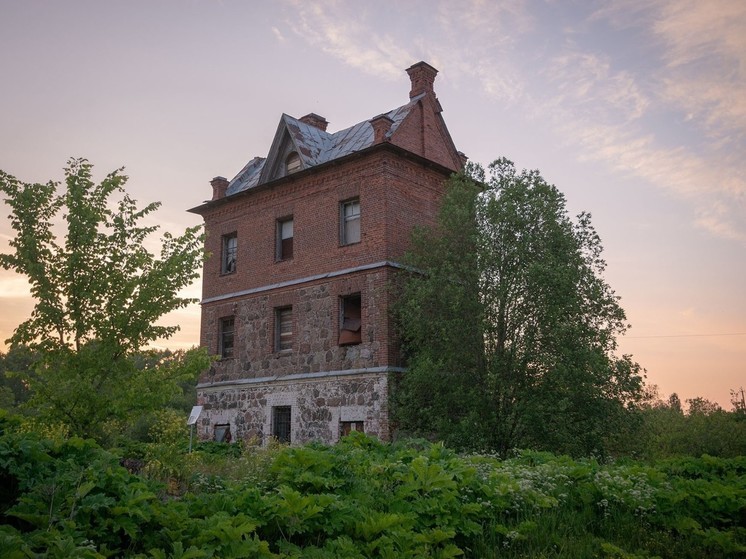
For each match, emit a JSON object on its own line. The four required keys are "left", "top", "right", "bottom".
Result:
{"left": 286, "top": 152, "right": 301, "bottom": 175}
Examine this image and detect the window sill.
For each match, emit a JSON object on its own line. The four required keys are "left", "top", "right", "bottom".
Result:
{"left": 219, "top": 271, "right": 237, "bottom": 277}
{"left": 339, "top": 240, "right": 361, "bottom": 248}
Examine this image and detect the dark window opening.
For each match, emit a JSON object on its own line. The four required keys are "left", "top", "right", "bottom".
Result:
{"left": 220, "top": 317, "right": 235, "bottom": 359}
{"left": 221, "top": 233, "right": 237, "bottom": 274}
{"left": 275, "top": 307, "right": 292, "bottom": 352}
{"left": 339, "top": 293, "right": 362, "bottom": 345}
{"left": 340, "top": 199, "right": 360, "bottom": 245}
{"left": 273, "top": 406, "right": 291, "bottom": 443}
{"left": 214, "top": 424, "right": 232, "bottom": 443}
{"left": 277, "top": 218, "right": 293, "bottom": 260}
{"left": 340, "top": 421, "right": 364, "bottom": 437}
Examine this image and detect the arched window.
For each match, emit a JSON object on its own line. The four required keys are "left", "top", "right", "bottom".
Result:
{"left": 285, "top": 152, "right": 301, "bottom": 174}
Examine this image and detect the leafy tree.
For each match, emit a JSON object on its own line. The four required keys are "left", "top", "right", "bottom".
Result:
{"left": 667, "top": 392, "right": 684, "bottom": 414}
{"left": 630, "top": 389, "right": 746, "bottom": 458}
{"left": 686, "top": 396, "right": 721, "bottom": 416}
{"left": 394, "top": 159, "right": 644, "bottom": 456}
{"left": 0, "top": 158, "right": 209, "bottom": 441}
{"left": 729, "top": 387, "right": 745, "bottom": 415}
{"left": 0, "top": 345, "right": 36, "bottom": 410}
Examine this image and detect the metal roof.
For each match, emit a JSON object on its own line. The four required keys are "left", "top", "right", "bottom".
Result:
{"left": 225, "top": 94, "right": 424, "bottom": 196}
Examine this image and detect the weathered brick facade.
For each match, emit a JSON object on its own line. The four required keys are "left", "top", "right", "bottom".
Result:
{"left": 189, "top": 62, "right": 463, "bottom": 444}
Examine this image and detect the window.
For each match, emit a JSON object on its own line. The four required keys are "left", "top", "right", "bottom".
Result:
{"left": 340, "top": 421, "right": 364, "bottom": 437}
{"left": 339, "top": 294, "right": 362, "bottom": 345}
{"left": 275, "top": 307, "right": 292, "bottom": 352}
{"left": 221, "top": 233, "right": 237, "bottom": 274}
{"left": 276, "top": 217, "right": 293, "bottom": 260}
{"left": 285, "top": 152, "right": 301, "bottom": 175}
{"left": 340, "top": 199, "right": 360, "bottom": 245}
{"left": 219, "top": 317, "right": 235, "bottom": 359}
{"left": 272, "top": 406, "right": 292, "bottom": 443}
{"left": 214, "top": 424, "right": 232, "bottom": 443}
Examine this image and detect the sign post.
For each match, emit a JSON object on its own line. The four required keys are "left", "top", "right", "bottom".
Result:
{"left": 187, "top": 406, "right": 203, "bottom": 453}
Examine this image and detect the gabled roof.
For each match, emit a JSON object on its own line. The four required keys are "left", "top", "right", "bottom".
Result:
{"left": 225, "top": 94, "right": 425, "bottom": 197}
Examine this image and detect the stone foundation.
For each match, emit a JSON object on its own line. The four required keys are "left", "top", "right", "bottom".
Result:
{"left": 197, "top": 370, "right": 391, "bottom": 444}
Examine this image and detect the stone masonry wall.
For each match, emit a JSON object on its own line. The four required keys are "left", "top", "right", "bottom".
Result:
{"left": 199, "top": 267, "right": 396, "bottom": 385}
{"left": 197, "top": 372, "right": 390, "bottom": 444}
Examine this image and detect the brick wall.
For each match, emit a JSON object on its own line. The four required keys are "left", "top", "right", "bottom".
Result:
{"left": 199, "top": 150, "right": 450, "bottom": 302}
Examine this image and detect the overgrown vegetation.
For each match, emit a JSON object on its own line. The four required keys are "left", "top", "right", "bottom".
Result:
{"left": 637, "top": 388, "right": 746, "bottom": 459}
{"left": 0, "top": 159, "right": 209, "bottom": 443}
{"left": 395, "top": 160, "right": 644, "bottom": 456}
{"left": 1, "top": 414, "right": 744, "bottom": 558}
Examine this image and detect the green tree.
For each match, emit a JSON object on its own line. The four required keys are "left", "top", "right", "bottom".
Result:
{"left": 0, "top": 158, "right": 209, "bottom": 441}
{"left": 731, "top": 387, "right": 746, "bottom": 415}
{"left": 640, "top": 390, "right": 746, "bottom": 458}
{"left": 394, "top": 159, "right": 644, "bottom": 456}
{"left": 0, "top": 345, "right": 36, "bottom": 410}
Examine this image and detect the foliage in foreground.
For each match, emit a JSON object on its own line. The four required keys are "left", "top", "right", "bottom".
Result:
{"left": 0, "top": 159, "right": 207, "bottom": 442}
{"left": 1, "top": 416, "right": 744, "bottom": 558}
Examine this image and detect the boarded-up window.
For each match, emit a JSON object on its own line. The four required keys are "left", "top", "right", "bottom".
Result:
{"left": 277, "top": 218, "right": 293, "bottom": 260}
{"left": 276, "top": 307, "right": 292, "bottom": 351}
{"left": 340, "top": 199, "right": 360, "bottom": 245}
{"left": 340, "top": 421, "right": 364, "bottom": 437}
{"left": 273, "top": 406, "right": 292, "bottom": 443}
{"left": 339, "top": 294, "right": 362, "bottom": 345}
{"left": 286, "top": 152, "right": 301, "bottom": 174}
{"left": 219, "top": 317, "right": 234, "bottom": 359}
{"left": 221, "top": 233, "right": 237, "bottom": 274}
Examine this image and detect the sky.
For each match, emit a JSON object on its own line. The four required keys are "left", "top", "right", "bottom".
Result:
{"left": 0, "top": 0, "right": 744, "bottom": 409}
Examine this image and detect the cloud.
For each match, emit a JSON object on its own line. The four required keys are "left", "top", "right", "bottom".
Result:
{"left": 560, "top": 118, "right": 746, "bottom": 241}
{"left": 271, "top": 26, "right": 286, "bottom": 43}
{"left": 653, "top": 0, "right": 746, "bottom": 144}
{"left": 282, "top": 0, "right": 529, "bottom": 102}
{"left": 283, "top": 0, "right": 411, "bottom": 80}
{"left": 544, "top": 50, "right": 649, "bottom": 122}
{"left": 543, "top": 1, "right": 746, "bottom": 243}
{"left": 591, "top": 0, "right": 746, "bottom": 143}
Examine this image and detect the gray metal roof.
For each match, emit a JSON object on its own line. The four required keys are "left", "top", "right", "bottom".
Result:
{"left": 225, "top": 94, "right": 424, "bottom": 196}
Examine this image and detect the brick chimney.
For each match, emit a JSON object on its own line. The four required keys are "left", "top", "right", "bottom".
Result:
{"left": 369, "top": 114, "right": 394, "bottom": 144}
{"left": 299, "top": 113, "right": 329, "bottom": 131}
{"left": 406, "top": 61, "right": 438, "bottom": 99}
{"left": 210, "top": 176, "right": 229, "bottom": 200}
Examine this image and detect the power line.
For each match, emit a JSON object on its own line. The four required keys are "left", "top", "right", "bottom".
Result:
{"left": 623, "top": 332, "right": 746, "bottom": 339}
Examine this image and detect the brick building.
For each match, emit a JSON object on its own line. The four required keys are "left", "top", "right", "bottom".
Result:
{"left": 189, "top": 61, "right": 464, "bottom": 444}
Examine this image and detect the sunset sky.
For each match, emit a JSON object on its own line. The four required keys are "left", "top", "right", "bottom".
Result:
{"left": 1, "top": 0, "right": 744, "bottom": 409}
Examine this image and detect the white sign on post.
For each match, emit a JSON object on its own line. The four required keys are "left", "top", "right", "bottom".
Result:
{"left": 187, "top": 405, "right": 203, "bottom": 425}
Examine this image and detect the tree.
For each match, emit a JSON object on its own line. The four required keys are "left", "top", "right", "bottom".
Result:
{"left": 394, "top": 159, "right": 644, "bottom": 456}
{"left": 0, "top": 345, "right": 36, "bottom": 410}
{"left": 730, "top": 387, "right": 745, "bottom": 415}
{"left": 0, "top": 158, "right": 209, "bottom": 441}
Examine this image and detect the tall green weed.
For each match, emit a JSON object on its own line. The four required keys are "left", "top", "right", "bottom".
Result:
{"left": 1, "top": 414, "right": 744, "bottom": 558}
